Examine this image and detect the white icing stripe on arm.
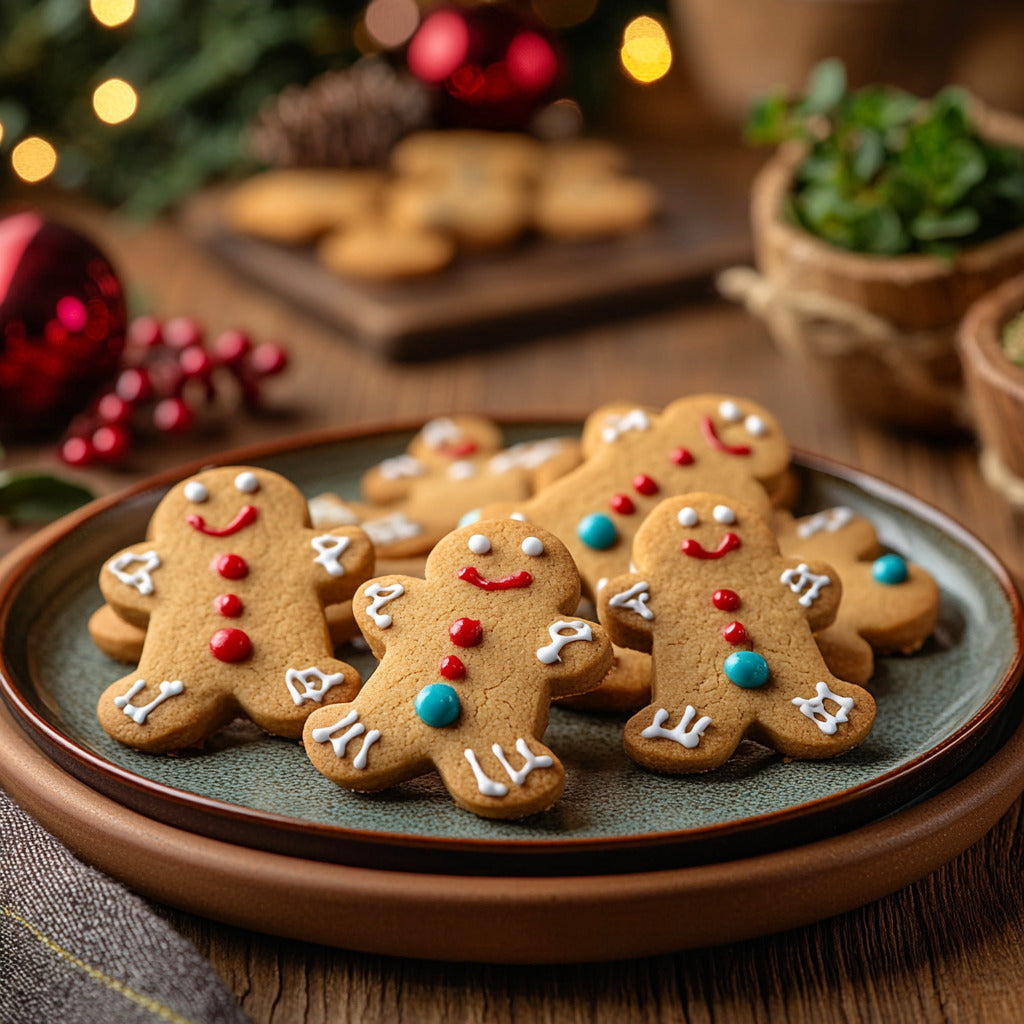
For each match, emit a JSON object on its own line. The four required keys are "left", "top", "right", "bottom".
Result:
{"left": 780, "top": 564, "right": 831, "bottom": 607}
{"left": 108, "top": 551, "right": 161, "bottom": 595}
{"left": 536, "top": 620, "right": 593, "bottom": 664}
{"left": 311, "top": 535, "right": 350, "bottom": 577}
{"left": 364, "top": 583, "right": 404, "bottom": 628}
{"left": 609, "top": 581, "right": 653, "bottom": 620}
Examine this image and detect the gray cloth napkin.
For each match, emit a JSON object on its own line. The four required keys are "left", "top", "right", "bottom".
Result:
{"left": 0, "top": 788, "right": 249, "bottom": 1024}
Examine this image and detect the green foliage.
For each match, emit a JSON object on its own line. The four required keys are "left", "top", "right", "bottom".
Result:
{"left": 0, "top": 0, "right": 361, "bottom": 215}
{"left": 746, "top": 59, "right": 1024, "bottom": 257}
{"left": 0, "top": 448, "right": 94, "bottom": 524}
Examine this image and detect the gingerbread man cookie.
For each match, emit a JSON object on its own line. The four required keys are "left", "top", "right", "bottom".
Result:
{"left": 598, "top": 494, "right": 875, "bottom": 773}
{"left": 303, "top": 519, "right": 612, "bottom": 819}
{"left": 97, "top": 466, "right": 374, "bottom": 752}
{"left": 776, "top": 507, "right": 940, "bottom": 685}
{"left": 312, "top": 416, "right": 581, "bottom": 560}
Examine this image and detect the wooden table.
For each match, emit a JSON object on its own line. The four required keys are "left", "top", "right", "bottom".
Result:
{"left": 4, "top": 191, "right": 1024, "bottom": 1024}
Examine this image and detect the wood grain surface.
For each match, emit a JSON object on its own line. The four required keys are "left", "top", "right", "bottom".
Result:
{"left": 4, "top": 171, "right": 1024, "bottom": 1022}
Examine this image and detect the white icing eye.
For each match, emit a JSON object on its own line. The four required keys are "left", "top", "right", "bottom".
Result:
{"left": 522, "top": 536, "right": 544, "bottom": 556}
{"left": 510, "top": 512, "right": 528, "bottom": 522}
{"left": 468, "top": 534, "right": 491, "bottom": 555}
{"left": 713, "top": 504, "right": 737, "bottom": 524}
{"left": 678, "top": 506, "right": 698, "bottom": 527}
{"left": 234, "top": 471, "right": 259, "bottom": 494}
{"left": 745, "top": 415, "right": 767, "bottom": 437}
{"left": 719, "top": 400, "right": 742, "bottom": 422}
{"left": 184, "top": 481, "right": 208, "bottom": 503}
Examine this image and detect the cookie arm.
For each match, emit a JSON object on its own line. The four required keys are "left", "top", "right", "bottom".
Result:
{"left": 536, "top": 617, "right": 614, "bottom": 699}
{"left": 303, "top": 525, "right": 375, "bottom": 604}
{"left": 351, "top": 574, "right": 423, "bottom": 661}
{"left": 596, "top": 572, "right": 656, "bottom": 654}
{"left": 779, "top": 557, "right": 841, "bottom": 632}
{"left": 99, "top": 541, "right": 164, "bottom": 629}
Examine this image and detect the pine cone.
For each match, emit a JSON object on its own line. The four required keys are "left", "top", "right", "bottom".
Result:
{"left": 247, "top": 58, "right": 432, "bottom": 169}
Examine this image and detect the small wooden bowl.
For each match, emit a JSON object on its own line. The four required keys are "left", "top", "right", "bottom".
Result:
{"left": 958, "top": 272, "right": 1024, "bottom": 494}
{"left": 749, "top": 104, "right": 1024, "bottom": 433}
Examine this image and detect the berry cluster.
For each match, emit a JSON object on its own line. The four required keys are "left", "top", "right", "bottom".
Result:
{"left": 60, "top": 316, "right": 287, "bottom": 467}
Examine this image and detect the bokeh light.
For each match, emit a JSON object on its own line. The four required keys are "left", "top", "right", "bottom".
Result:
{"left": 89, "top": 0, "right": 136, "bottom": 28}
{"left": 92, "top": 78, "right": 138, "bottom": 124}
{"left": 11, "top": 137, "right": 57, "bottom": 183}
{"left": 0, "top": 121, "right": 4, "bottom": 147}
{"left": 365, "top": 0, "right": 420, "bottom": 49}
{"left": 620, "top": 16, "right": 672, "bottom": 84}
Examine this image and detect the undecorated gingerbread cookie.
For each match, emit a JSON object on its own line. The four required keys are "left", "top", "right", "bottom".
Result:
{"left": 97, "top": 466, "right": 374, "bottom": 752}
{"left": 303, "top": 518, "right": 612, "bottom": 818}
{"left": 598, "top": 493, "right": 875, "bottom": 773}
{"left": 776, "top": 506, "right": 940, "bottom": 685}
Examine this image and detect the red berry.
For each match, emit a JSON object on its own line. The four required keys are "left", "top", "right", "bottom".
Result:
{"left": 163, "top": 316, "right": 203, "bottom": 349}
{"left": 214, "top": 329, "right": 252, "bottom": 366}
{"left": 128, "top": 315, "right": 163, "bottom": 348}
{"left": 60, "top": 435, "right": 94, "bottom": 466}
{"left": 91, "top": 424, "right": 132, "bottom": 463}
{"left": 249, "top": 342, "right": 287, "bottom": 377}
{"left": 153, "top": 396, "right": 194, "bottom": 433}
{"left": 179, "top": 345, "right": 215, "bottom": 379}
{"left": 96, "top": 392, "right": 132, "bottom": 424}
{"left": 115, "top": 367, "right": 153, "bottom": 404}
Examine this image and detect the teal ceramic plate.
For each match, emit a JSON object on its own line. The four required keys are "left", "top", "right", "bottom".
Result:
{"left": 1, "top": 423, "right": 1021, "bottom": 877}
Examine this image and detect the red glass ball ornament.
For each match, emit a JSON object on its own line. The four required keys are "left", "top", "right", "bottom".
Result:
{"left": 0, "top": 213, "right": 126, "bottom": 440}
{"left": 406, "top": 5, "right": 562, "bottom": 130}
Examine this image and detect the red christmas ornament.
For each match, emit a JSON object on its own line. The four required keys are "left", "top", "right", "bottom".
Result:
{"left": 406, "top": 5, "right": 562, "bottom": 130}
{"left": 0, "top": 212, "right": 126, "bottom": 440}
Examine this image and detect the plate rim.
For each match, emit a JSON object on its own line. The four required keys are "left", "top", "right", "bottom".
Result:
{"left": 1, "top": 420, "right": 1021, "bottom": 873}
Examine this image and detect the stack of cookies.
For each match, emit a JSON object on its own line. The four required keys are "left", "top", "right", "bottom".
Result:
{"left": 91, "top": 395, "right": 939, "bottom": 819}
{"left": 223, "top": 130, "right": 660, "bottom": 281}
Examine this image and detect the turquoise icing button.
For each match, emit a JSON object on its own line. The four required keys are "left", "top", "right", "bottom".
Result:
{"left": 872, "top": 553, "right": 909, "bottom": 585}
{"left": 577, "top": 512, "right": 617, "bottom": 550}
{"left": 458, "top": 508, "right": 481, "bottom": 527}
{"left": 724, "top": 650, "right": 769, "bottom": 689}
{"left": 414, "top": 683, "right": 460, "bottom": 728}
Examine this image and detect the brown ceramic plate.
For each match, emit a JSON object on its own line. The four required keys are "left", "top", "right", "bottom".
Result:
{"left": 0, "top": 422, "right": 1021, "bottom": 878}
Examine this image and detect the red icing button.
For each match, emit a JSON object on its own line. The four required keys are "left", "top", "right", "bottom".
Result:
{"left": 712, "top": 588, "right": 741, "bottom": 611}
{"left": 671, "top": 447, "right": 694, "bottom": 466}
{"left": 209, "top": 627, "right": 251, "bottom": 662}
{"left": 722, "top": 621, "right": 748, "bottom": 644}
{"left": 439, "top": 654, "right": 466, "bottom": 680}
{"left": 450, "top": 618, "right": 483, "bottom": 648}
{"left": 633, "top": 473, "right": 659, "bottom": 496}
{"left": 215, "top": 593, "right": 243, "bottom": 617}
{"left": 610, "top": 493, "right": 635, "bottom": 515}
{"left": 214, "top": 553, "right": 248, "bottom": 580}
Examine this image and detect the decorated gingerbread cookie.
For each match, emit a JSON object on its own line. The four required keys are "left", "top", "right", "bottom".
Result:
{"left": 776, "top": 507, "right": 940, "bottom": 685}
{"left": 97, "top": 466, "right": 374, "bottom": 752}
{"left": 312, "top": 417, "right": 581, "bottom": 560}
{"left": 303, "top": 519, "right": 612, "bottom": 819}
{"left": 598, "top": 493, "right": 875, "bottom": 773}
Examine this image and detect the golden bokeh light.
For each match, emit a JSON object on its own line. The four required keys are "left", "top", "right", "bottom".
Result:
{"left": 620, "top": 16, "right": 672, "bottom": 84}
{"left": 0, "top": 122, "right": 4, "bottom": 147}
{"left": 89, "top": 0, "right": 136, "bottom": 28}
{"left": 12, "top": 137, "right": 57, "bottom": 183}
{"left": 365, "top": 0, "right": 420, "bottom": 49}
{"left": 92, "top": 78, "right": 138, "bottom": 124}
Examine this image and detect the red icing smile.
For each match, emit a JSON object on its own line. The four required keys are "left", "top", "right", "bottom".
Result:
{"left": 681, "top": 532, "right": 742, "bottom": 559}
{"left": 457, "top": 566, "right": 533, "bottom": 590}
{"left": 440, "top": 440, "right": 478, "bottom": 458}
{"left": 700, "top": 415, "right": 751, "bottom": 456}
{"left": 187, "top": 504, "right": 258, "bottom": 537}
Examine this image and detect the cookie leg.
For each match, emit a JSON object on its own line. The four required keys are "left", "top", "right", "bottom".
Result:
{"left": 97, "top": 672, "right": 233, "bottom": 753}
{"left": 438, "top": 736, "right": 565, "bottom": 819}
{"left": 303, "top": 701, "right": 426, "bottom": 791}
{"left": 623, "top": 703, "right": 746, "bottom": 773}
{"left": 241, "top": 658, "right": 363, "bottom": 739}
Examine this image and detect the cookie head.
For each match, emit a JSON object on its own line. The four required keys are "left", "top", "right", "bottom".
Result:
{"left": 680, "top": 395, "right": 788, "bottom": 481}
{"left": 633, "top": 493, "right": 776, "bottom": 568}
{"left": 151, "top": 466, "right": 309, "bottom": 548}
{"left": 408, "top": 415, "right": 504, "bottom": 466}
{"left": 426, "top": 519, "right": 580, "bottom": 610}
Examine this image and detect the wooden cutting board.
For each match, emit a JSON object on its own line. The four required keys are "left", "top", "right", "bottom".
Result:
{"left": 181, "top": 143, "right": 759, "bottom": 360}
